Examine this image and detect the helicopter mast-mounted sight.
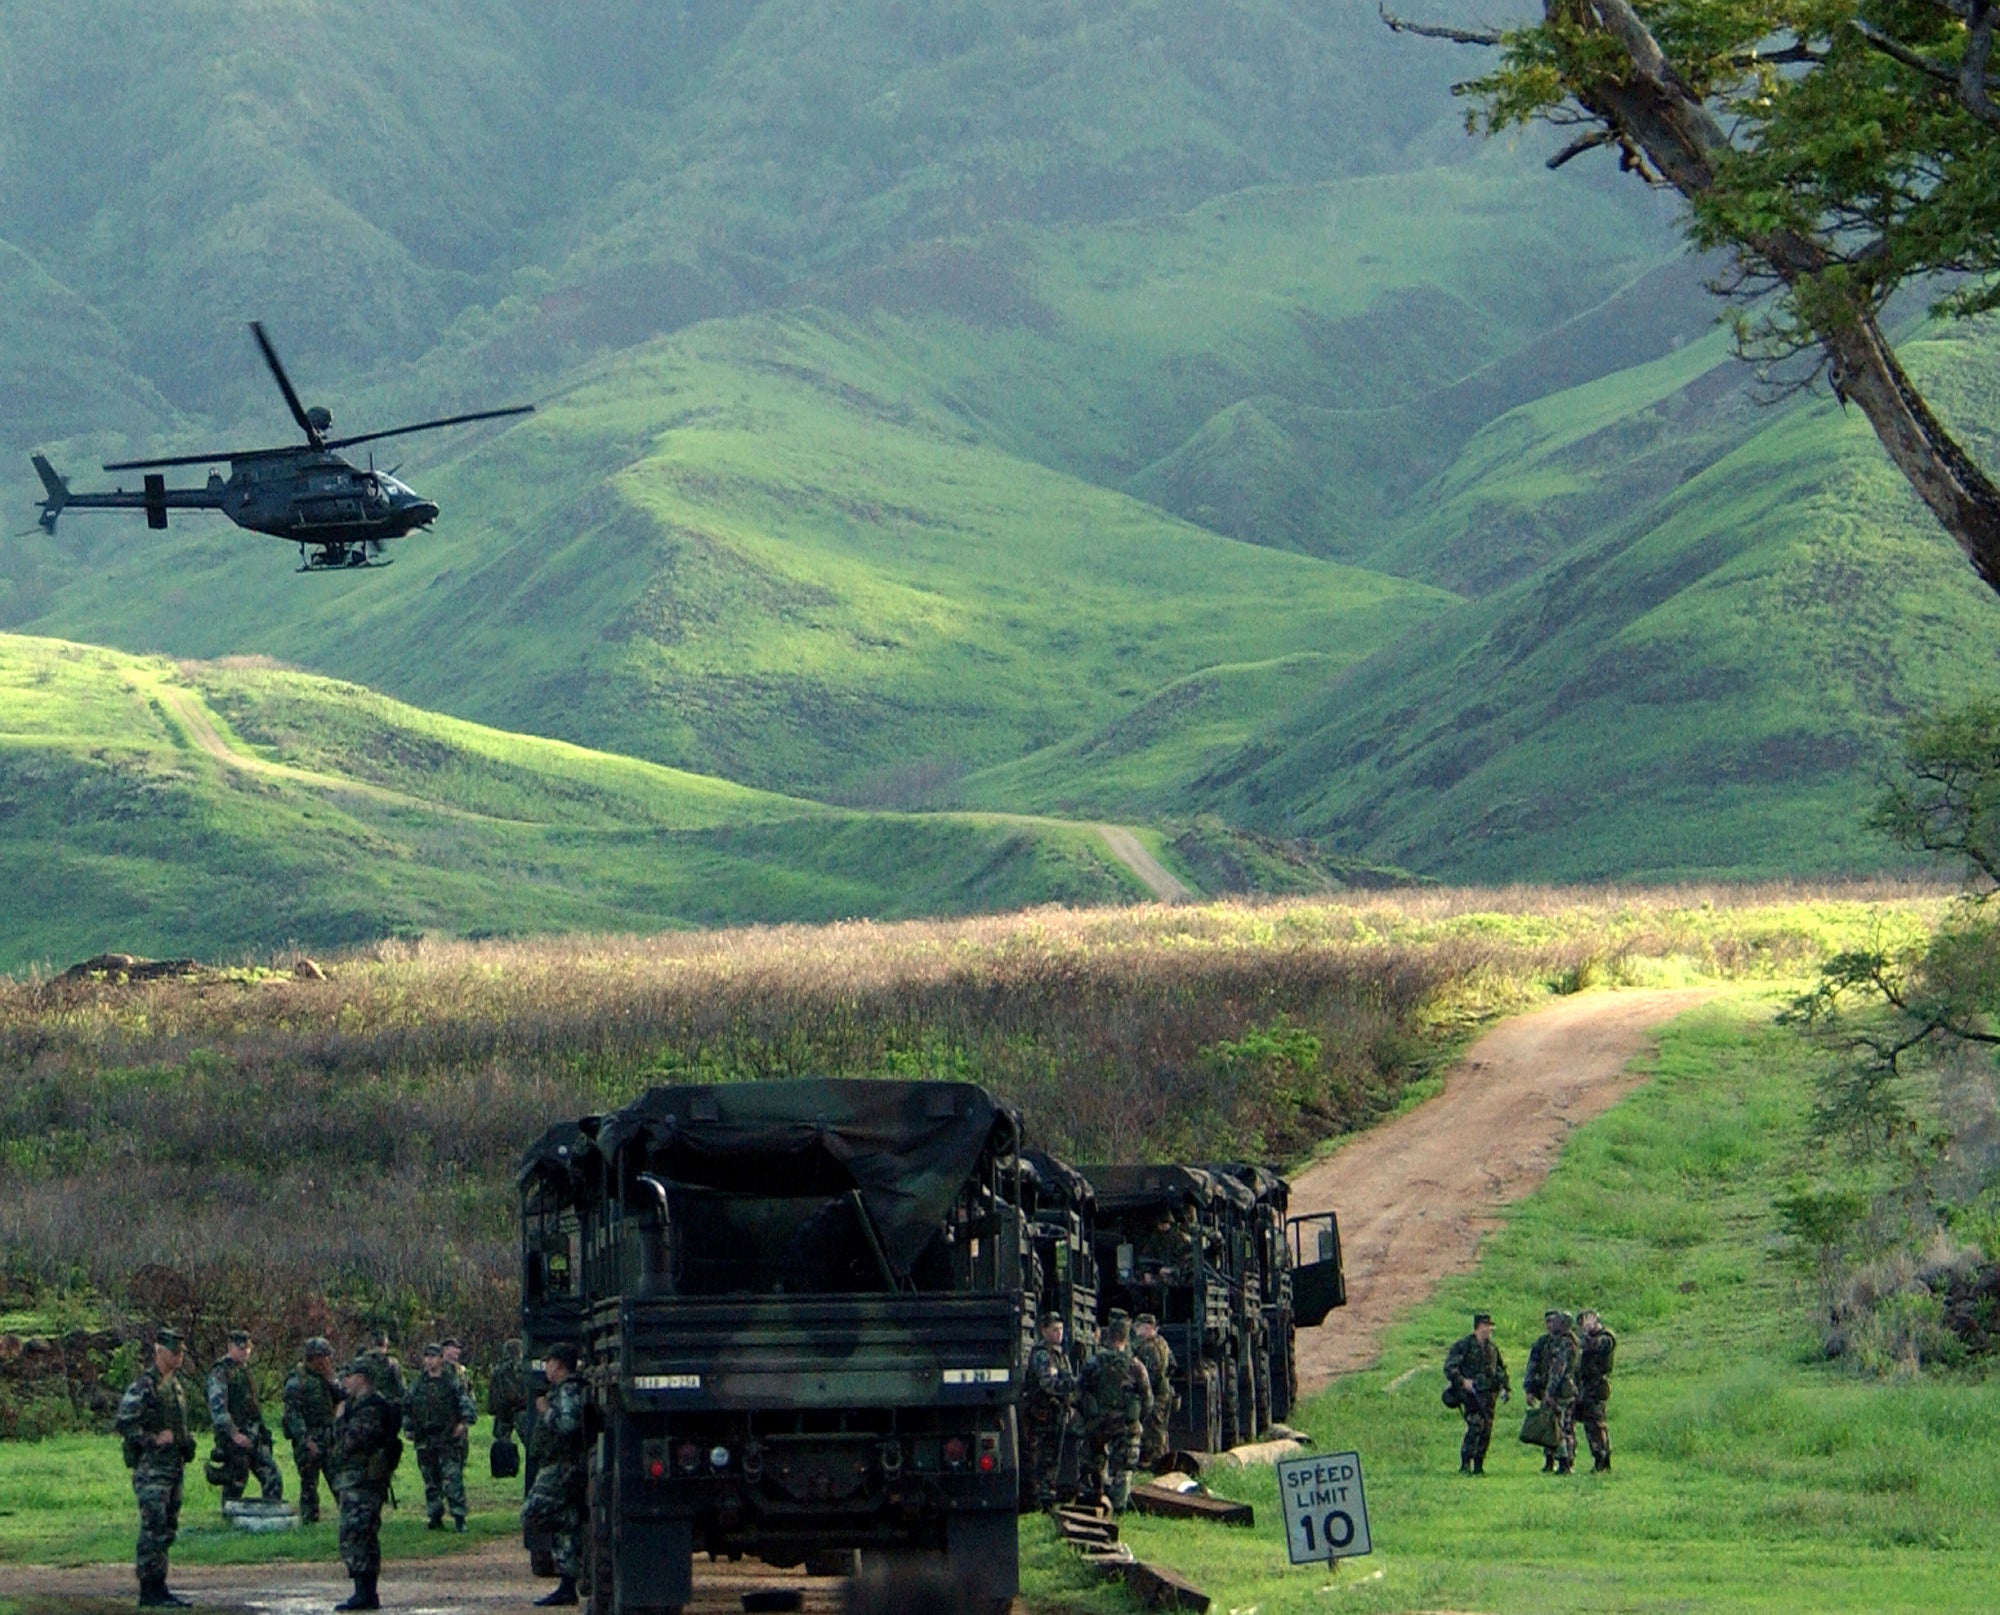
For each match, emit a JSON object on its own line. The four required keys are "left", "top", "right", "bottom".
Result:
{"left": 30, "top": 322, "right": 533, "bottom": 572}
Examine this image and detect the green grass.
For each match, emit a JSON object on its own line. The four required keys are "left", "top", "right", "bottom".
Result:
{"left": 1032, "top": 1000, "right": 2000, "bottom": 1612}
{"left": 0, "top": 1430, "right": 523, "bottom": 1569}
{"left": 0, "top": 632, "right": 1152, "bottom": 971}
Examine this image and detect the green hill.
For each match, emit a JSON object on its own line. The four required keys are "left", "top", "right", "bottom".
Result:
{"left": 0, "top": 0, "right": 1995, "bottom": 903}
{"left": 0, "top": 633, "right": 1155, "bottom": 972}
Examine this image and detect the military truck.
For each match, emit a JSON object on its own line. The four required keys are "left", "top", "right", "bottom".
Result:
{"left": 1203, "top": 1163, "right": 1347, "bottom": 1430}
{"left": 518, "top": 1080, "right": 1027, "bottom": 1615}
{"left": 1021, "top": 1150, "right": 1099, "bottom": 1354}
{"left": 1081, "top": 1164, "right": 1241, "bottom": 1450}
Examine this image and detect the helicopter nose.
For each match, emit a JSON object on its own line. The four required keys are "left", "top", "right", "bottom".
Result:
{"left": 405, "top": 500, "right": 440, "bottom": 528}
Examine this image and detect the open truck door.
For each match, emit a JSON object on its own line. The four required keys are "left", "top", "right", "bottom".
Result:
{"left": 1287, "top": 1212, "right": 1346, "bottom": 1327}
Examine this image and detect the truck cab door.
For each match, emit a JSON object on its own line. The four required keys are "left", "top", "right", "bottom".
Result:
{"left": 1287, "top": 1212, "right": 1346, "bottom": 1327}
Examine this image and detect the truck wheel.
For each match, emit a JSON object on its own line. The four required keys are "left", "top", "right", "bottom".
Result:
{"left": 945, "top": 1513, "right": 1019, "bottom": 1612}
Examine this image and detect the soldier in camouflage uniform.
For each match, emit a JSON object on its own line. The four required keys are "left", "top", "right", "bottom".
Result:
{"left": 1524, "top": 1309, "right": 1583, "bottom": 1475}
{"left": 1078, "top": 1312, "right": 1151, "bottom": 1513}
{"left": 357, "top": 1329, "right": 406, "bottom": 1404}
{"left": 282, "top": 1337, "right": 341, "bottom": 1525}
{"left": 406, "top": 1342, "right": 478, "bottom": 1530}
{"left": 330, "top": 1359, "right": 402, "bottom": 1612}
{"left": 1441, "top": 1312, "right": 1510, "bottom": 1475}
{"left": 206, "top": 1329, "right": 285, "bottom": 1505}
{"left": 1131, "top": 1313, "right": 1177, "bottom": 1467}
{"left": 115, "top": 1326, "right": 199, "bottom": 1608}
{"left": 488, "top": 1338, "right": 527, "bottom": 1443}
{"left": 1576, "top": 1309, "right": 1617, "bottom": 1472}
{"left": 523, "top": 1342, "right": 587, "bottom": 1607}
{"left": 1020, "top": 1310, "right": 1076, "bottom": 1510}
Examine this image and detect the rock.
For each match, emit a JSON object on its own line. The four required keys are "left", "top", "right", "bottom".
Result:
{"left": 292, "top": 958, "right": 328, "bottom": 981}
{"left": 59, "top": 953, "right": 200, "bottom": 983}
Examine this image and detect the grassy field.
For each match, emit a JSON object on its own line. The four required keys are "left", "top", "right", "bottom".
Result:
{"left": 1049, "top": 1000, "right": 2000, "bottom": 1613}
{"left": 0, "top": 885, "right": 1946, "bottom": 1432}
{"left": 8, "top": 994, "right": 1996, "bottom": 1614}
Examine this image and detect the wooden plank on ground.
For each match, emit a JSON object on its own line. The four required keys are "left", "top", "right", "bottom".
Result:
{"left": 1129, "top": 1480, "right": 1253, "bottom": 1527}
{"left": 1123, "top": 1560, "right": 1212, "bottom": 1611}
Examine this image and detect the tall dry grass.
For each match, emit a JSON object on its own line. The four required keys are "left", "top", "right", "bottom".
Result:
{"left": 0, "top": 883, "right": 1945, "bottom": 1377}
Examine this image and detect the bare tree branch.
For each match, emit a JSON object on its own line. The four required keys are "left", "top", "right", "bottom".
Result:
{"left": 1546, "top": 130, "right": 1614, "bottom": 168}
{"left": 1377, "top": 3, "right": 1503, "bottom": 47}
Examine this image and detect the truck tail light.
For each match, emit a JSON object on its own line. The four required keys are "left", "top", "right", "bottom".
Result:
{"left": 942, "top": 1437, "right": 968, "bottom": 1470}
{"left": 673, "top": 1441, "right": 701, "bottom": 1475}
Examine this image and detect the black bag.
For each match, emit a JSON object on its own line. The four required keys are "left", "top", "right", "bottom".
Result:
{"left": 1440, "top": 1382, "right": 1462, "bottom": 1410}
{"left": 491, "top": 1435, "right": 520, "bottom": 1479}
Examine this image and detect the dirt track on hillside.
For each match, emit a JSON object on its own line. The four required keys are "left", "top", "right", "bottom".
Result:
{"left": 1289, "top": 988, "right": 1717, "bottom": 1388}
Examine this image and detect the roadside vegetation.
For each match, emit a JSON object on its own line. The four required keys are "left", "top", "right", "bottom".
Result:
{"left": 0, "top": 884, "right": 1942, "bottom": 1439}
{"left": 1071, "top": 1003, "right": 2000, "bottom": 1613}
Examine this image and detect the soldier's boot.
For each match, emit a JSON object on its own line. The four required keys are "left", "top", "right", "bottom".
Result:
{"left": 427, "top": 1514, "right": 443, "bottom": 1530}
{"left": 1542, "top": 1452, "right": 1556, "bottom": 1472}
{"left": 1556, "top": 1458, "right": 1574, "bottom": 1475}
{"left": 137, "top": 1575, "right": 171, "bottom": 1608}
{"left": 159, "top": 1587, "right": 192, "bottom": 1608}
{"left": 334, "top": 1573, "right": 380, "bottom": 1611}
{"left": 1472, "top": 1461, "right": 1485, "bottom": 1475}
{"left": 1459, "top": 1461, "right": 1472, "bottom": 1474}
{"left": 1593, "top": 1454, "right": 1610, "bottom": 1473}
{"left": 453, "top": 1516, "right": 466, "bottom": 1532}
{"left": 533, "top": 1578, "right": 579, "bottom": 1607}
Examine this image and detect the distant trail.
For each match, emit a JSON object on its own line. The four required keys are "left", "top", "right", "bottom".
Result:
{"left": 141, "top": 677, "right": 501, "bottom": 823}
{"left": 1097, "top": 824, "right": 1192, "bottom": 902}
{"left": 1290, "top": 988, "right": 1720, "bottom": 1389}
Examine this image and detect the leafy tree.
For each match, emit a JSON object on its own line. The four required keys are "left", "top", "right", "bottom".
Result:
{"left": 1383, "top": 2, "right": 2000, "bottom": 593}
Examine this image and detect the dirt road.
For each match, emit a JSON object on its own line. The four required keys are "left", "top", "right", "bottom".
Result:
{"left": 2, "top": 1539, "right": 861, "bottom": 1615}
{"left": 1095, "top": 825, "right": 1191, "bottom": 902}
{"left": 1290, "top": 988, "right": 1717, "bottom": 1387}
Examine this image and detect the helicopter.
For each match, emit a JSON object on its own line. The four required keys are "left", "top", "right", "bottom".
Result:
{"left": 30, "top": 322, "right": 533, "bottom": 572}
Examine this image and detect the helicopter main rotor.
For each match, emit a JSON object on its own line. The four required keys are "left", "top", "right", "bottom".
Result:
{"left": 102, "top": 323, "right": 534, "bottom": 473}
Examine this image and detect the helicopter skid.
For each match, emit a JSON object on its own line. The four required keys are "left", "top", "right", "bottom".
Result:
{"left": 296, "top": 555, "right": 394, "bottom": 573}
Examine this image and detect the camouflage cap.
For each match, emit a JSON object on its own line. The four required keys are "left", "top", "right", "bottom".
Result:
{"left": 342, "top": 1359, "right": 378, "bottom": 1383}
{"left": 1553, "top": 1311, "right": 1574, "bottom": 1332}
{"left": 440, "top": 1336, "right": 462, "bottom": 1351}
{"left": 227, "top": 1328, "right": 251, "bottom": 1345}
{"left": 154, "top": 1327, "right": 185, "bottom": 1351}
{"left": 1473, "top": 1313, "right": 1493, "bottom": 1328}
{"left": 1544, "top": 1308, "right": 1562, "bottom": 1322}
{"left": 1106, "top": 1307, "right": 1131, "bottom": 1325}
{"left": 303, "top": 1336, "right": 334, "bottom": 1359}
{"left": 422, "top": 1342, "right": 443, "bottom": 1358}
{"left": 1134, "top": 1313, "right": 1158, "bottom": 1327}
{"left": 502, "top": 1338, "right": 522, "bottom": 1357}
{"left": 1038, "top": 1310, "right": 1064, "bottom": 1330}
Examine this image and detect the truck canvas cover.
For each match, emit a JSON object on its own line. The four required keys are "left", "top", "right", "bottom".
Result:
{"left": 593, "top": 1079, "right": 1015, "bottom": 1286}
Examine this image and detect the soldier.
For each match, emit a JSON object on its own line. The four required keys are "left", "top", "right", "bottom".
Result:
{"left": 1524, "top": 1309, "right": 1583, "bottom": 1475}
{"left": 1131, "top": 1313, "right": 1177, "bottom": 1467}
{"left": 206, "top": 1329, "right": 285, "bottom": 1506}
{"left": 523, "top": 1342, "right": 588, "bottom": 1607}
{"left": 1020, "top": 1310, "right": 1076, "bottom": 1510}
{"left": 406, "top": 1342, "right": 478, "bottom": 1531}
{"left": 330, "top": 1358, "right": 403, "bottom": 1612}
{"left": 1441, "top": 1312, "right": 1510, "bottom": 1475}
{"left": 1078, "top": 1312, "right": 1151, "bottom": 1513}
{"left": 282, "top": 1338, "right": 341, "bottom": 1525}
{"left": 1577, "top": 1309, "right": 1617, "bottom": 1472}
{"left": 357, "top": 1329, "right": 406, "bottom": 1403}
{"left": 115, "top": 1325, "right": 199, "bottom": 1609}
{"left": 488, "top": 1338, "right": 527, "bottom": 1443}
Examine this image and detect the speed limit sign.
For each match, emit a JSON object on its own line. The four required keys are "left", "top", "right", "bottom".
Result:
{"left": 1275, "top": 1451, "right": 1372, "bottom": 1565}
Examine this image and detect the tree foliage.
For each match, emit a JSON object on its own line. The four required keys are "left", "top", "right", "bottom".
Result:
{"left": 1387, "top": 1, "right": 2000, "bottom": 592}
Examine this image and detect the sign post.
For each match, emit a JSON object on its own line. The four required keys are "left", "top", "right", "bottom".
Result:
{"left": 1275, "top": 1450, "right": 1372, "bottom": 1570}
